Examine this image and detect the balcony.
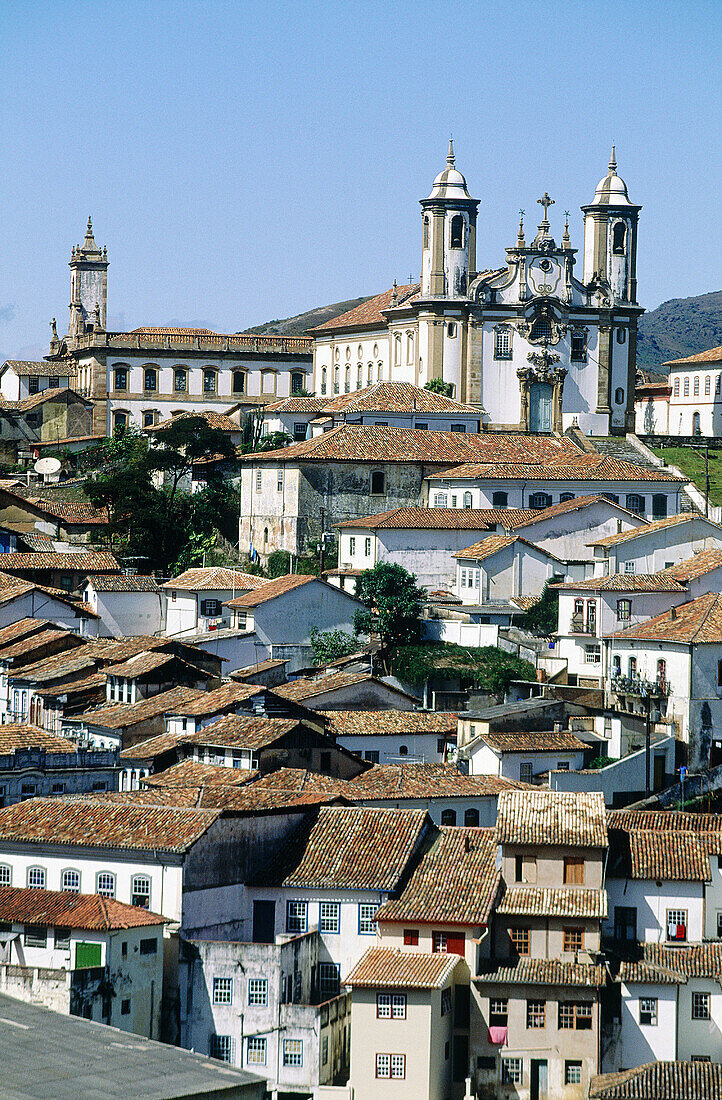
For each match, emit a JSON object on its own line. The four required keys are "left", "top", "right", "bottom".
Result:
{"left": 610, "top": 674, "right": 671, "bottom": 700}
{"left": 570, "top": 617, "right": 596, "bottom": 635}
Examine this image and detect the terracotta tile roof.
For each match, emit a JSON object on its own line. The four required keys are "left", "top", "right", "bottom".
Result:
{"left": 162, "top": 567, "right": 267, "bottom": 591}
{"left": 660, "top": 549, "right": 722, "bottom": 582}
{"left": 324, "top": 709, "right": 457, "bottom": 739}
{"left": 590, "top": 1061, "right": 722, "bottom": 1100}
{"left": 77, "top": 685, "right": 204, "bottom": 729}
{"left": 607, "top": 810, "right": 722, "bottom": 832}
{"left": 478, "top": 957, "right": 605, "bottom": 986}
{"left": 434, "top": 455, "right": 683, "bottom": 483}
{"left": 1, "top": 387, "right": 89, "bottom": 413}
{"left": 334, "top": 507, "right": 537, "bottom": 531}
{"left": 0, "top": 724, "right": 76, "bottom": 754}
{"left": 618, "top": 942, "right": 722, "bottom": 985}
{"left": 375, "top": 826, "right": 499, "bottom": 926}
{"left": 100, "top": 783, "right": 341, "bottom": 812}
{"left": 262, "top": 396, "right": 328, "bottom": 413}
{"left": 505, "top": 493, "right": 643, "bottom": 528}
{"left": 626, "top": 830, "right": 712, "bottom": 881}
{"left": 130, "top": 326, "right": 217, "bottom": 335}
{"left": 0, "top": 617, "right": 50, "bottom": 647}
{"left": 225, "top": 573, "right": 317, "bottom": 608}
{"left": 553, "top": 573, "right": 687, "bottom": 592}
{"left": 142, "top": 759, "right": 254, "bottom": 788}
{"left": 121, "top": 715, "right": 300, "bottom": 759}
{"left": 453, "top": 534, "right": 562, "bottom": 562}
{"left": 87, "top": 575, "right": 161, "bottom": 593}
{"left": 231, "top": 657, "right": 288, "bottom": 678}
{"left": 259, "top": 805, "right": 429, "bottom": 890}
{"left": 310, "top": 284, "right": 421, "bottom": 332}
{"left": 22, "top": 499, "right": 109, "bottom": 525}
{"left": 607, "top": 592, "right": 722, "bottom": 643}
{"left": 0, "top": 628, "right": 78, "bottom": 662}
{"left": 163, "top": 681, "right": 262, "bottom": 716}
{"left": 34, "top": 671, "right": 107, "bottom": 699}
{"left": 2, "top": 360, "right": 75, "bottom": 377}
{"left": 317, "top": 382, "right": 479, "bottom": 414}
{"left": 665, "top": 345, "right": 722, "bottom": 366}
{"left": 0, "top": 884, "right": 166, "bottom": 931}
{"left": 242, "top": 424, "right": 582, "bottom": 466}
{"left": 243, "top": 768, "right": 357, "bottom": 796}
{"left": 349, "top": 763, "right": 529, "bottom": 799}
{"left": 495, "top": 790, "right": 607, "bottom": 848}
{"left": 497, "top": 886, "right": 607, "bottom": 918}
{"left": 273, "top": 670, "right": 401, "bottom": 703}
{"left": 510, "top": 595, "right": 542, "bottom": 612}
{"left": 149, "top": 409, "right": 240, "bottom": 432}
{"left": 0, "top": 797, "right": 221, "bottom": 852}
{"left": 591, "top": 513, "right": 717, "bottom": 547}
{"left": 103, "top": 650, "right": 202, "bottom": 679}
{"left": 346, "top": 946, "right": 461, "bottom": 989}
{"left": 0, "top": 551, "right": 119, "bottom": 572}
{"left": 480, "top": 729, "right": 588, "bottom": 753}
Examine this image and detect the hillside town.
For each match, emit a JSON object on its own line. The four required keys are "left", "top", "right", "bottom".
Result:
{"left": 0, "top": 143, "right": 720, "bottom": 1100}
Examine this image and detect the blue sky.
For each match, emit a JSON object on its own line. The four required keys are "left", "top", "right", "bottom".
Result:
{"left": 0, "top": 0, "right": 719, "bottom": 360}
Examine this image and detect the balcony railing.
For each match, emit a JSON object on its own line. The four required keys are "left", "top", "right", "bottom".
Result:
{"left": 610, "top": 674, "right": 671, "bottom": 699}
{"left": 570, "top": 618, "right": 596, "bottom": 635}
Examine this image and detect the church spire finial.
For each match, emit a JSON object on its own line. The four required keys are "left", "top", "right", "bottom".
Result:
{"left": 562, "top": 211, "right": 571, "bottom": 249}
{"left": 608, "top": 144, "right": 617, "bottom": 174}
{"left": 517, "top": 209, "right": 525, "bottom": 247}
{"left": 447, "top": 136, "right": 455, "bottom": 166}
{"left": 83, "top": 216, "right": 96, "bottom": 249}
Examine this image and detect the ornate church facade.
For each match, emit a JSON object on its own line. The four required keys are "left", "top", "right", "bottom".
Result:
{"left": 310, "top": 144, "right": 643, "bottom": 435}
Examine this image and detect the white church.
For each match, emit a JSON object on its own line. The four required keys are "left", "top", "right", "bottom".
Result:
{"left": 310, "top": 144, "right": 643, "bottom": 436}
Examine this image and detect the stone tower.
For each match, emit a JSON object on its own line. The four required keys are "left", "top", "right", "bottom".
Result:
{"left": 581, "top": 148, "right": 641, "bottom": 304}
{"left": 68, "top": 218, "right": 108, "bottom": 341}
{"left": 419, "top": 140, "right": 479, "bottom": 299}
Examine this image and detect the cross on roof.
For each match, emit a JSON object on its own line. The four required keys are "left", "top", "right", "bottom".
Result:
{"left": 537, "top": 193, "right": 555, "bottom": 221}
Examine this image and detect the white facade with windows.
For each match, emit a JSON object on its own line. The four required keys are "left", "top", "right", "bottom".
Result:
{"left": 591, "top": 516, "right": 722, "bottom": 576}
{"left": 454, "top": 539, "right": 564, "bottom": 604}
{"left": 666, "top": 349, "right": 722, "bottom": 437}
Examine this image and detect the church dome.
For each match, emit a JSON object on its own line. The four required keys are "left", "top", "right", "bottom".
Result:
{"left": 427, "top": 140, "right": 473, "bottom": 200}
{"left": 589, "top": 146, "right": 633, "bottom": 207}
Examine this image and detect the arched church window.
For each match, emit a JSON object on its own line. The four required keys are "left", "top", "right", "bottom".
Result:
{"left": 612, "top": 223, "right": 626, "bottom": 254}
{"left": 377, "top": 362, "right": 383, "bottom": 382}
{"left": 615, "top": 387, "right": 625, "bottom": 404}
{"left": 345, "top": 346, "right": 351, "bottom": 361}
{"left": 626, "top": 494, "right": 644, "bottom": 515}
{"left": 447, "top": 323, "right": 456, "bottom": 339}
{"left": 673, "top": 378, "right": 680, "bottom": 397}
{"left": 357, "top": 365, "right": 363, "bottom": 389}
{"left": 345, "top": 366, "right": 351, "bottom": 393}
{"left": 463, "top": 492, "right": 473, "bottom": 509}
{"left": 334, "top": 348, "right": 340, "bottom": 363}
{"left": 684, "top": 378, "right": 690, "bottom": 397}
{"left": 705, "top": 376, "right": 711, "bottom": 396}
{"left": 616, "top": 328, "right": 627, "bottom": 344}
{"left": 693, "top": 411, "right": 701, "bottom": 436}
{"left": 494, "top": 327, "right": 512, "bottom": 360}
{"left": 367, "top": 363, "right": 373, "bottom": 385}
{"left": 530, "top": 316, "right": 553, "bottom": 342}
{"left": 694, "top": 376, "right": 700, "bottom": 396}
{"left": 321, "top": 368, "right": 327, "bottom": 396}
{"left": 423, "top": 216, "right": 429, "bottom": 249}
{"left": 333, "top": 367, "right": 340, "bottom": 395}
{"left": 394, "top": 334, "right": 402, "bottom": 365}
{"left": 450, "top": 215, "right": 464, "bottom": 249}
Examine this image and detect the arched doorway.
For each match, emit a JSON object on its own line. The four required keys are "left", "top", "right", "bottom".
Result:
{"left": 529, "top": 381, "right": 553, "bottom": 432}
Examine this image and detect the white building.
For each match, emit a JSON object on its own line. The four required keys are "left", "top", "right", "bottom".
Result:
{"left": 590, "top": 513, "right": 722, "bottom": 575}
{"left": 310, "top": 145, "right": 644, "bottom": 437}
{"left": 323, "top": 709, "right": 457, "bottom": 765}
{"left": 665, "top": 345, "right": 722, "bottom": 437}
{"left": 0, "top": 883, "right": 165, "bottom": 1039}
{"left": 82, "top": 575, "right": 164, "bottom": 637}
{"left": 0, "top": 360, "right": 75, "bottom": 402}
{"left": 453, "top": 535, "right": 565, "bottom": 603}
{"left": 463, "top": 729, "right": 588, "bottom": 784}
{"left": 163, "top": 567, "right": 267, "bottom": 637}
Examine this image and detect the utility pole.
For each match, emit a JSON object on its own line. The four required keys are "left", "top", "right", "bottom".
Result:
{"left": 645, "top": 691, "right": 651, "bottom": 799}
{"left": 319, "top": 507, "right": 326, "bottom": 577}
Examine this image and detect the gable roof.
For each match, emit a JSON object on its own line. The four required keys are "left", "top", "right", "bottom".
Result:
{"left": 478, "top": 957, "right": 605, "bottom": 987}
{"left": 225, "top": 573, "right": 318, "bottom": 608}
{"left": 334, "top": 507, "right": 537, "bottom": 531}
{"left": 590, "top": 1061, "right": 722, "bottom": 1100}
{"left": 453, "top": 534, "right": 564, "bottom": 563}
{"left": 87, "top": 575, "right": 161, "bottom": 593}
{"left": 553, "top": 573, "right": 687, "bottom": 593}
{"left": 148, "top": 409, "right": 240, "bottom": 432}
{"left": 621, "top": 829, "right": 713, "bottom": 881}
{"left": 590, "top": 513, "right": 719, "bottom": 547}
{"left": 310, "top": 284, "right": 420, "bottom": 332}
{"left": 0, "top": 797, "right": 222, "bottom": 852}
{"left": 505, "top": 493, "right": 645, "bottom": 528}
{"left": 346, "top": 946, "right": 461, "bottom": 989}
{"left": 142, "top": 759, "right": 255, "bottom": 788}
{"left": 618, "top": 942, "right": 722, "bottom": 985}
{"left": 314, "top": 382, "right": 479, "bottom": 414}
{"left": 433, "top": 455, "right": 683, "bottom": 484}
{"left": 607, "top": 592, "right": 722, "bottom": 644}
{"left": 348, "top": 763, "right": 529, "bottom": 798}
{"left": 665, "top": 345, "right": 722, "bottom": 367}
{"left": 162, "top": 681, "right": 262, "bottom": 716}
{"left": 480, "top": 729, "right": 588, "bottom": 753}
{"left": 2, "top": 360, "right": 75, "bottom": 377}
{"left": 0, "top": 551, "right": 119, "bottom": 573}
{"left": 77, "top": 685, "right": 204, "bottom": 730}
{"left": 660, "top": 548, "right": 722, "bottom": 581}
{"left": 258, "top": 805, "right": 428, "bottom": 891}
{"left": 162, "top": 567, "right": 266, "bottom": 591}
{"left": 273, "top": 670, "right": 415, "bottom": 703}
{"left": 375, "top": 826, "right": 499, "bottom": 926}
{"left": 0, "top": 884, "right": 166, "bottom": 931}
{"left": 324, "top": 710, "right": 457, "bottom": 739}
{"left": 0, "top": 724, "right": 77, "bottom": 754}
{"left": 497, "top": 886, "right": 607, "bottom": 918}
{"left": 495, "top": 789, "right": 607, "bottom": 848}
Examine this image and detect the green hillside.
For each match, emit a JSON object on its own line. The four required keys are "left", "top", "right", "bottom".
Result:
{"left": 637, "top": 291, "right": 722, "bottom": 372}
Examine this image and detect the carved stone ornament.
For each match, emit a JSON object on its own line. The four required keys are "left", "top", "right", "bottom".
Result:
{"left": 516, "top": 303, "right": 568, "bottom": 346}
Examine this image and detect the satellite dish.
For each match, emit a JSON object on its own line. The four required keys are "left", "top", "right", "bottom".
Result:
{"left": 34, "top": 457, "right": 61, "bottom": 476}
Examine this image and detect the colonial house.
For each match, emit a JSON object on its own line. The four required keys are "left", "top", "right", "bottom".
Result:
{"left": 0, "top": 723, "right": 118, "bottom": 805}
{"left": 590, "top": 513, "right": 722, "bottom": 576}
{"left": 0, "top": 486, "right": 109, "bottom": 543}
{"left": 0, "top": 360, "right": 76, "bottom": 402}
{"left": 634, "top": 368, "right": 671, "bottom": 435}
{"left": 162, "top": 567, "right": 268, "bottom": 637}
{"left": 0, "top": 550, "right": 120, "bottom": 593}
{"left": 0, "top": 389, "right": 96, "bottom": 464}
{"left": 0, "top": 580, "right": 99, "bottom": 635}
{"left": 322, "top": 709, "right": 457, "bottom": 765}
{"left": 453, "top": 535, "right": 565, "bottom": 604}
{"left": 82, "top": 575, "right": 164, "bottom": 638}
{"left": 273, "top": 670, "right": 419, "bottom": 711}
{"left": 462, "top": 729, "right": 589, "bottom": 784}
{"left": 664, "top": 345, "right": 722, "bottom": 437}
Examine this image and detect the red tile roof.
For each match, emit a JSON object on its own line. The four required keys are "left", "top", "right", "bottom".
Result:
{"left": 607, "top": 592, "right": 722, "bottom": 643}
{"left": 316, "top": 382, "right": 479, "bottom": 414}
{"left": 495, "top": 790, "right": 607, "bottom": 848}
{"left": 163, "top": 567, "right": 267, "bottom": 591}
{"left": 0, "top": 552, "right": 119, "bottom": 572}
{"left": 225, "top": 573, "right": 317, "bottom": 608}
{"left": 0, "top": 724, "right": 76, "bottom": 754}
{"left": 346, "top": 946, "right": 462, "bottom": 988}
{"left": 142, "top": 760, "right": 254, "bottom": 788}
{"left": 375, "top": 826, "right": 499, "bottom": 926}
{"left": 78, "top": 685, "right": 204, "bottom": 730}
{"left": 0, "top": 884, "right": 166, "bottom": 930}
{"left": 665, "top": 345, "right": 722, "bottom": 366}
{"left": 480, "top": 729, "right": 588, "bottom": 753}
{"left": 618, "top": 942, "right": 722, "bottom": 985}
{"left": 660, "top": 549, "right": 722, "bottom": 582}
{"left": 310, "top": 284, "right": 421, "bottom": 332}
{"left": 479, "top": 957, "right": 605, "bottom": 986}
{"left": 627, "top": 830, "right": 712, "bottom": 881}
{"left": 349, "top": 763, "right": 529, "bottom": 799}
{"left": 497, "top": 886, "right": 607, "bottom": 918}
{"left": 453, "top": 534, "right": 562, "bottom": 562}
{"left": 590, "top": 1061, "right": 722, "bottom": 1100}
{"left": 324, "top": 710, "right": 457, "bottom": 739}
{"left": 553, "top": 573, "right": 687, "bottom": 592}
{"left": 433, "top": 455, "right": 683, "bottom": 483}
{"left": 149, "top": 410, "right": 240, "bottom": 432}
{"left": 607, "top": 810, "right": 722, "bottom": 832}
{"left": 87, "top": 575, "right": 161, "bottom": 593}
{"left": 591, "top": 513, "right": 717, "bottom": 547}
{"left": 22, "top": 499, "right": 109, "bottom": 525}
{"left": 334, "top": 507, "right": 537, "bottom": 531}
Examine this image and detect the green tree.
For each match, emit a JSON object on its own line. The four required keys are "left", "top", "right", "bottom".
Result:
{"left": 310, "top": 627, "right": 359, "bottom": 665}
{"left": 254, "top": 430, "right": 292, "bottom": 452}
{"left": 267, "top": 549, "right": 291, "bottom": 578}
{"left": 353, "top": 562, "right": 425, "bottom": 667}
{"left": 519, "top": 580, "right": 561, "bottom": 636}
{"left": 424, "top": 378, "right": 454, "bottom": 398}
{"left": 389, "top": 643, "right": 535, "bottom": 697}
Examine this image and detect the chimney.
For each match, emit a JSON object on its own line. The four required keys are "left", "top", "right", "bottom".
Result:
{"left": 670, "top": 607, "right": 677, "bottom": 619}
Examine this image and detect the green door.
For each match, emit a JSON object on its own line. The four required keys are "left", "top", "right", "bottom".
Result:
{"left": 75, "top": 941, "right": 102, "bottom": 969}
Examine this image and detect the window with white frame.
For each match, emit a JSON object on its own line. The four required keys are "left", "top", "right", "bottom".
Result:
{"left": 639, "top": 997, "right": 657, "bottom": 1025}
{"left": 358, "top": 902, "right": 377, "bottom": 934}
{"left": 667, "top": 908, "right": 687, "bottom": 941}
{"left": 319, "top": 901, "right": 340, "bottom": 934}
{"left": 319, "top": 962, "right": 340, "bottom": 996}
{"left": 364, "top": 537, "right": 371, "bottom": 557}
{"left": 348, "top": 537, "right": 356, "bottom": 556}
{"left": 519, "top": 762, "right": 533, "bottom": 784}
{"left": 624, "top": 560, "right": 636, "bottom": 574}
{"left": 286, "top": 900, "right": 308, "bottom": 934}
{"left": 565, "top": 1062, "right": 583, "bottom": 1086}
{"left": 501, "top": 1058, "right": 523, "bottom": 1084}
{"left": 434, "top": 492, "right": 448, "bottom": 507}
{"left": 96, "top": 872, "right": 115, "bottom": 898}
{"left": 706, "top": 376, "right": 711, "bottom": 395}
{"left": 248, "top": 978, "right": 268, "bottom": 1006}
{"left": 692, "top": 992, "right": 710, "bottom": 1019}
{"left": 283, "top": 1039, "right": 303, "bottom": 1066}
{"left": 210, "top": 1035, "right": 234, "bottom": 1062}
{"left": 246, "top": 1037, "right": 266, "bottom": 1065}
{"left": 377, "top": 992, "right": 407, "bottom": 1019}
{"left": 213, "top": 977, "right": 233, "bottom": 1005}
{"left": 0, "top": 865, "right": 11, "bottom": 886}
{"left": 61, "top": 869, "right": 80, "bottom": 893}
{"left": 585, "top": 645, "right": 601, "bottom": 664}
{"left": 27, "top": 867, "right": 46, "bottom": 889}
{"left": 617, "top": 598, "right": 632, "bottom": 622}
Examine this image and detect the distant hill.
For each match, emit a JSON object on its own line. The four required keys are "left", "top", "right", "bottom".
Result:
{"left": 241, "top": 296, "right": 374, "bottom": 337}
{"left": 637, "top": 291, "right": 722, "bottom": 372}
{"left": 243, "top": 288, "right": 722, "bottom": 371}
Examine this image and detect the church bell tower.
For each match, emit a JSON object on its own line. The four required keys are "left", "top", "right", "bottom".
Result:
{"left": 420, "top": 140, "right": 479, "bottom": 299}
{"left": 581, "top": 148, "right": 641, "bottom": 304}
{"left": 69, "top": 218, "right": 108, "bottom": 340}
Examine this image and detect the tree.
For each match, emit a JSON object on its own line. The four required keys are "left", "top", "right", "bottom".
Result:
{"left": 353, "top": 562, "right": 425, "bottom": 665}
{"left": 267, "top": 550, "right": 292, "bottom": 578}
{"left": 519, "top": 580, "right": 560, "bottom": 636}
{"left": 389, "top": 643, "right": 535, "bottom": 698}
{"left": 254, "top": 430, "right": 292, "bottom": 452}
{"left": 310, "top": 627, "right": 359, "bottom": 665}
{"left": 424, "top": 378, "right": 454, "bottom": 398}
